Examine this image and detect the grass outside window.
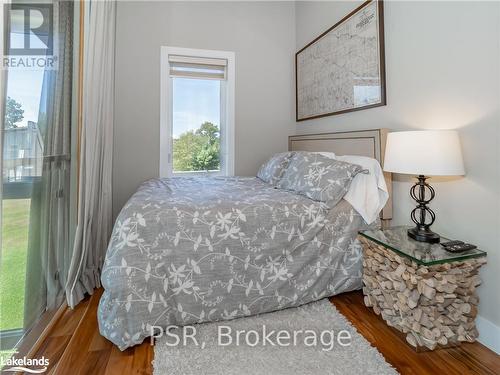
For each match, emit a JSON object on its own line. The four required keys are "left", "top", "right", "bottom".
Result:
{"left": 0, "top": 199, "right": 29, "bottom": 331}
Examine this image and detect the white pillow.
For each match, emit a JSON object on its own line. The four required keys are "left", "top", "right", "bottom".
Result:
{"left": 316, "top": 152, "right": 336, "bottom": 159}
{"left": 335, "top": 155, "right": 389, "bottom": 224}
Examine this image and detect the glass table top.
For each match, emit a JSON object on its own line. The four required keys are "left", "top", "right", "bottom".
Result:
{"left": 359, "top": 226, "right": 487, "bottom": 266}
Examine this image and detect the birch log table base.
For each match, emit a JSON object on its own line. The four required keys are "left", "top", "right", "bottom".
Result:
{"left": 358, "top": 226, "right": 487, "bottom": 352}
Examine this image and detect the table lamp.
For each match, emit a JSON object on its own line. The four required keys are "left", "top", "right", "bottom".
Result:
{"left": 383, "top": 130, "right": 465, "bottom": 243}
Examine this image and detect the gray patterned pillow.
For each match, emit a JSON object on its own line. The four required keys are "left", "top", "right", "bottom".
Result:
{"left": 278, "top": 152, "right": 364, "bottom": 207}
{"left": 257, "top": 152, "right": 294, "bottom": 186}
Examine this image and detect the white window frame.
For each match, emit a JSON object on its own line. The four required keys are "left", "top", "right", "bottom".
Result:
{"left": 160, "top": 46, "right": 235, "bottom": 177}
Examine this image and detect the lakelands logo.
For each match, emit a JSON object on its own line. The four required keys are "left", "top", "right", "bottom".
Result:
{"left": 2, "top": 3, "right": 57, "bottom": 69}
{"left": 1, "top": 355, "right": 49, "bottom": 373}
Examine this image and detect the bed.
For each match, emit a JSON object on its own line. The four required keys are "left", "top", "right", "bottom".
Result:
{"left": 98, "top": 129, "right": 392, "bottom": 350}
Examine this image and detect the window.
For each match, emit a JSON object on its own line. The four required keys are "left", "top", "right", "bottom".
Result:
{"left": 160, "top": 47, "right": 235, "bottom": 177}
{"left": 1, "top": 34, "right": 47, "bottom": 348}
{"left": 1, "top": 0, "right": 76, "bottom": 352}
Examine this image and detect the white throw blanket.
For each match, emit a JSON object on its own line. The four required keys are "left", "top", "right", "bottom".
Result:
{"left": 336, "top": 155, "right": 389, "bottom": 225}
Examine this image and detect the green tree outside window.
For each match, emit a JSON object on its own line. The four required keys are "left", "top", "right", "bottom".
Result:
{"left": 173, "top": 122, "right": 220, "bottom": 172}
{"left": 5, "top": 97, "right": 24, "bottom": 129}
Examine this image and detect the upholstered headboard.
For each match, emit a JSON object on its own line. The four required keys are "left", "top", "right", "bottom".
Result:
{"left": 288, "top": 129, "right": 392, "bottom": 223}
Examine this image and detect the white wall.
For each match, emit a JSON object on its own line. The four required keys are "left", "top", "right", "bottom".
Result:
{"left": 296, "top": 0, "right": 500, "bottom": 349}
{"left": 114, "top": 1, "right": 296, "bottom": 217}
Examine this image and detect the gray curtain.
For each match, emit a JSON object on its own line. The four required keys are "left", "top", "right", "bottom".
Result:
{"left": 65, "top": 0, "right": 115, "bottom": 308}
{"left": 24, "top": 0, "right": 74, "bottom": 328}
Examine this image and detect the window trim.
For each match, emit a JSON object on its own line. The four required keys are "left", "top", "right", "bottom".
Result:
{"left": 160, "top": 46, "right": 235, "bottom": 178}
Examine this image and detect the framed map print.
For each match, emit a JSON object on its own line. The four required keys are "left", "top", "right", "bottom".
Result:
{"left": 296, "top": 0, "right": 386, "bottom": 121}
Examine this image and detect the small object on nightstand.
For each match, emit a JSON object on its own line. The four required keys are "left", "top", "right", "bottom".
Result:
{"left": 443, "top": 243, "right": 477, "bottom": 253}
{"left": 441, "top": 240, "right": 478, "bottom": 253}
{"left": 440, "top": 240, "right": 464, "bottom": 247}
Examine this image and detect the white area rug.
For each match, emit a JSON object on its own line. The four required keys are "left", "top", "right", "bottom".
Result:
{"left": 153, "top": 299, "right": 397, "bottom": 375}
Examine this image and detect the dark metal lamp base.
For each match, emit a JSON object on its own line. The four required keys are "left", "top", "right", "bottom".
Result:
{"left": 408, "top": 175, "right": 441, "bottom": 244}
{"left": 407, "top": 227, "right": 440, "bottom": 243}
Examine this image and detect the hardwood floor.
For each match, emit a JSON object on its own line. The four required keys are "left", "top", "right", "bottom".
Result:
{"left": 33, "top": 288, "right": 154, "bottom": 375}
{"left": 331, "top": 291, "right": 499, "bottom": 375}
{"left": 30, "top": 289, "right": 498, "bottom": 375}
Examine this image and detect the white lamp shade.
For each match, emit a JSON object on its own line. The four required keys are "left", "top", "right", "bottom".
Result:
{"left": 383, "top": 130, "right": 465, "bottom": 176}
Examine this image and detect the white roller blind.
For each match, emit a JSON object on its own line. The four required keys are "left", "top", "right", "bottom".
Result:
{"left": 169, "top": 55, "right": 227, "bottom": 80}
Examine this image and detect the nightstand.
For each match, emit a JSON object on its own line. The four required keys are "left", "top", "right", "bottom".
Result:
{"left": 358, "top": 226, "right": 487, "bottom": 351}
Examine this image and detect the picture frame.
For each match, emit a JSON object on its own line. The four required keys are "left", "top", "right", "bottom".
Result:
{"left": 295, "top": 0, "right": 386, "bottom": 122}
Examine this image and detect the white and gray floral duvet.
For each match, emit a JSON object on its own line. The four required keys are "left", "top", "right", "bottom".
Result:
{"left": 98, "top": 176, "right": 373, "bottom": 350}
